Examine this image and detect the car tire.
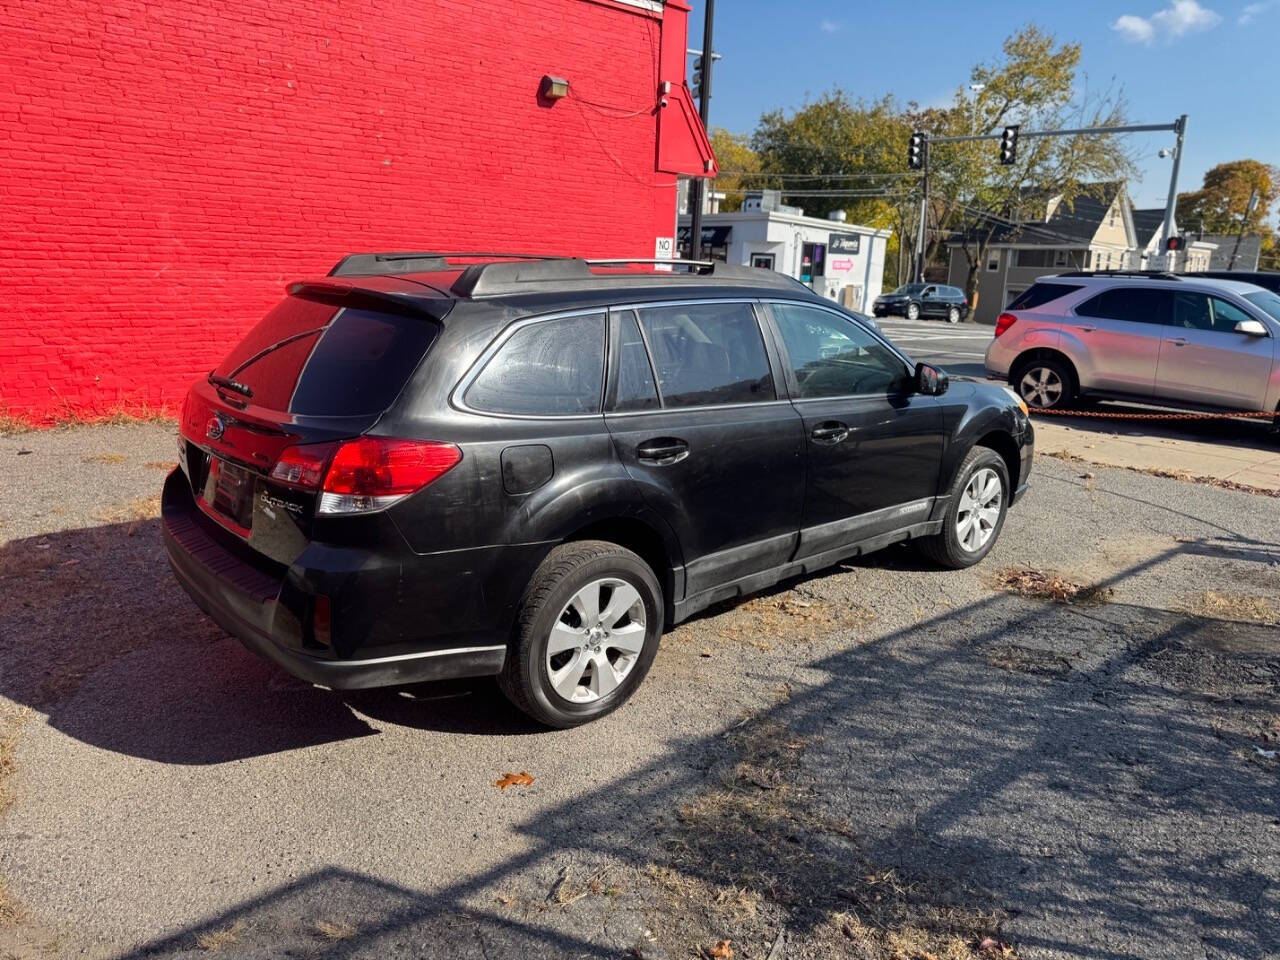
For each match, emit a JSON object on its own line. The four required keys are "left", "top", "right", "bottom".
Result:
{"left": 916, "top": 446, "right": 1010, "bottom": 570}
{"left": 1011, "top": 356, "right": 1075, "bottom": 410}
{"left": 906, "top": 302, "right": 921, "bottom": 321}
{"left": 498, "top": 540, "right": 663, "bottom": 728}
{"left": 947, "top": 306, "right": 960, "bottom": 324}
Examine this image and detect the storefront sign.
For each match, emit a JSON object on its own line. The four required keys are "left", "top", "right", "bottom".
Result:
{"left": 828, "top": 232, "right": 861, "bottom": 255}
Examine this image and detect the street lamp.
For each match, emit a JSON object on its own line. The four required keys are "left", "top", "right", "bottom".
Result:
{"left": 968, "top": 82, "right": 985, "bottom": 134}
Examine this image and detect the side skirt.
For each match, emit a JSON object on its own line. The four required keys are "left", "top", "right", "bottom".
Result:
{"left": 670, "top": 519, "right": 943, "bottom": 625}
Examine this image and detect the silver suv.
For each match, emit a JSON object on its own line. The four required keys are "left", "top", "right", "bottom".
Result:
{"left": 984, "top": 274, "right": 1280, "bottom": 416}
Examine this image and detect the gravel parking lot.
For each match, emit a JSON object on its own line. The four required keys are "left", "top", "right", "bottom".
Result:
{"left": 1, "top": 423, "right": 1277, "bottom": 960}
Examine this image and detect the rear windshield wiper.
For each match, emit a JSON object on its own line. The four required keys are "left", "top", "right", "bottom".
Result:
{"left": 207, "top": 372, "right": 254, "bottom": 399}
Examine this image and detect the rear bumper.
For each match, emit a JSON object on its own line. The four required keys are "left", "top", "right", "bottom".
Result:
{"left": 162, "top": 470, "right": 512, "bottom": 689}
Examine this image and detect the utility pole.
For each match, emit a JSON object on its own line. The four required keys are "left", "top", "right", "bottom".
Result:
{"left": 1229, "top": 189, "right": 1260, "bottom": 270}
{"left": 914, "top": 134, "right": 929, "bottom": 283}
{"left": 1159, "top": 114, "right": 1187, "bottom": 270}
{"left": 687, "top": 0, "right": 715, "bottom": 262}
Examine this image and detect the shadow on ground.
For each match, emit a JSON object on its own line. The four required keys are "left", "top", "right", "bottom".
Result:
{"left": 1, "top": 510, "right": 1278, "bottom": 958}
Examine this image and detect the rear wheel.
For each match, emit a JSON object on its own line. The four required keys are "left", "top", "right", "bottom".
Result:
{"left": 1012, "top": 356, "right": 1075, "bottom": 410}
{"left": 906, "top": 302, "right": 921, "bottom": 321}
{"left": 916, "top": 446, "right": 1010, "bottom": 569}
{"left": 499, "top": 541, "right": 662, "bottom": 728}
{"left": 947, "top": 306, "right": 961, "bottom": 324}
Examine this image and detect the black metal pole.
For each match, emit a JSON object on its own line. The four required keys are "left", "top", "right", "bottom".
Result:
{"left": 914, "top": 136, "right": 929, "bottom": 283}
{"left": 687, "top": 0, "right": 714, "bottom": 261}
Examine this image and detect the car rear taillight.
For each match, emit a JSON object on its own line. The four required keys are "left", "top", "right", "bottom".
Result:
{"left": 269, "top": 437, "right": 462, "bottom": 515}
{"left": 994, "top": 312, "right": 1018, "bottom": 337}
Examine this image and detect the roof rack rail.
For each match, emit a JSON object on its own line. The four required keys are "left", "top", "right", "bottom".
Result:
{"left": 450, "top": 257, "right": 806, "bottom": 298}
{"left": 1055, "top": 269, "right": 1183, "bottom": 281}
{"left": 329, "top": 251, "right": 564, "bottom": 278}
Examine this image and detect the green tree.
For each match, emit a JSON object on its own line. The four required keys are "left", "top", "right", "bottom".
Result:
{"left": 931, "top": 26, "right": 1134, "bottom": 297}
{"left": 1176, "top": 160, "right": 1278, "bottom": 236}
{"left": 708, "top": 128, "right": 760, "bottom": 213}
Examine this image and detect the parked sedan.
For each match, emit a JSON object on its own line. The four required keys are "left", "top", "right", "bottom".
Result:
{"left": 873, "top": 284, "right": 970, "bottom": 323}
{"left": 986, "top": 274, "right": 1280, "bottom": 418}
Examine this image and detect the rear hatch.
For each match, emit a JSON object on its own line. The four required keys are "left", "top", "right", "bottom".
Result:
{"left": 178, "top": 285, "right": 447, "bottom": 564}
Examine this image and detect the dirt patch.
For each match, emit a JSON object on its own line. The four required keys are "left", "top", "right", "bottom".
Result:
{"left": 313, "top": 919, "right": 358, "bottom": 941}
{"left": 672, "top": 589, "right": 874, "bottom": 653}
{"left": 638, "top": 709, "right": 1016, "bottom": 959}
{"left": 81, "top": 453, "right": 127, "bottom": 465}
{"left": 1041, "top": 450, "right": 1280, "bottom": 499}
{"left": 1191, "top": 591, "right": 1280, "bottom": 625}
{"left": 987, "top": 644, "right": 1073, "bottom": 678}
{"left": 994, "top": 568, "right": 1112, "bottom": 605}
{"left": 1, "top": 705, "right": 33, "bottom": 930}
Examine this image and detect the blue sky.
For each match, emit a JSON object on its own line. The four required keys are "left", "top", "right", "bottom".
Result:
{"left": 686, "top": 0, "right": 1279, "bottom": 220}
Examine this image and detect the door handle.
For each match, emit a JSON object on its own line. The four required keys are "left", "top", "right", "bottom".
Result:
{"left": 810, "top": 421, "right": 850, "bottom": 444}
{"left": 1170, "top": 337, "right": 1189, "bottom": 346}
{"left": 636, "top": 438, "right": 689, "bottom": 465}
{"left": 1079, "top": 325, "right": 1096, "bottom": 333}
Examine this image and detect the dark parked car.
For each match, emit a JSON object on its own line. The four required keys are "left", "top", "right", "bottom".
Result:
{"left": 872, "top": 283, "right": 970, "bottom": 323}
{"left": 164, "top": 254, "right": 1033, "bottom": 727}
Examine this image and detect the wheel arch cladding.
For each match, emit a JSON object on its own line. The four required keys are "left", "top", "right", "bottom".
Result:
{"left": 1013, "top": 347, "right": 1079, "bottom": 392}
{"left": 564, "top": 516, "right": 679, "bottom": 625}
{"left": 974, "top": 430, "right": 1021, "bottom": 491}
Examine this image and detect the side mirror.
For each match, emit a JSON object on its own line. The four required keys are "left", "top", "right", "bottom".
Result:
{"left": 915, "top": 362, "right": 949, "bottom": 396}
{"left": 1235, "top": 319, "right": 1268, "bottom": 337}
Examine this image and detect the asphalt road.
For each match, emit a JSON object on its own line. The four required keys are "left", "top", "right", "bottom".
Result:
{"left": 874, "top": 314, "right": 996, "bottom": 379}
{"left": 1, "top": 423, "right": 1277, "bottom": 960}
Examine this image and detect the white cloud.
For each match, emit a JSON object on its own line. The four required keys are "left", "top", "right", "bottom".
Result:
{"left": 1112, "top": 0, "right": 1221, "bottom": 43}
{"left": 1239, "top": 1, "right": 1273, "bottom": 24}
{"left": 819, "top": 19, "right": 841, "bottom": 34}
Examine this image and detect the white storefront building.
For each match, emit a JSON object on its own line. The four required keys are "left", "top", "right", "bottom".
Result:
{"left": 678, "top": 190, "right": 890, "bottom": 312}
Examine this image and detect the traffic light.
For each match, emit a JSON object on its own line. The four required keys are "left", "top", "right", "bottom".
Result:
{"left": 999, "top": 125, "right": 1020, "bottom": 165}
{"left": 691, "top": 56, "right": 702, "bottom": 100}
{"left": 1165, "top": 235, "right": 1182, "bottom": 252}
{"left": 908, "top": 132, "right": 925, "bottom": 170}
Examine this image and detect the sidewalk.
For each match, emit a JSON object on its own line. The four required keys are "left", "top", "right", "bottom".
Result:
{"left": 1033, "top": 417, "right": 1280, "bottom": 493}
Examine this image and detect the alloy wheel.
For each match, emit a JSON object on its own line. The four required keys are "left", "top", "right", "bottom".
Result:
{"left": 545, "top": 578, "right": 646, "bottom": 703}
{"left": 906, "top": 303, "right": 920, "bottom": 320}
{"left": 956, "top": 467, "right": 1002, "bottom": 553}
{"left": 1019, "top": 366, "right": 1063, "bottom": 408}
{"left": 948, "top": 307, "right": 960, "bottom": 323}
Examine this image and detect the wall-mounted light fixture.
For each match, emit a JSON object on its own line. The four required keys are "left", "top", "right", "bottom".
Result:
{"left": 540, "top": 75, "right": 569, "bottom": 101}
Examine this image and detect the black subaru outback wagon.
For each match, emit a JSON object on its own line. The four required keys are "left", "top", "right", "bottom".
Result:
{"left": 164, "top": 254, "right": 1033, "bottom": 727}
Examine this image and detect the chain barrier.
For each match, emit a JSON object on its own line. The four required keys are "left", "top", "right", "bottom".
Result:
{"left": 1029, "top": 407, "right": 1278, "bottom": 422}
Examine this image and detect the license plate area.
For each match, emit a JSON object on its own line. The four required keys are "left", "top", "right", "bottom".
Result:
{"left": 202, "top": 456, "right": 256, "bottom": 534}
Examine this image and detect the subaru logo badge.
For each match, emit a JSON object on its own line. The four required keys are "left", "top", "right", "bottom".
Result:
{"left": 206, "top": 413, "right": 226, "bottom": 441}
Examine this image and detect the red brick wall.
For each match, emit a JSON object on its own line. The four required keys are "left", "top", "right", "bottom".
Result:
{"left": 0, "top": 0, "right": 686, "bottom": 422}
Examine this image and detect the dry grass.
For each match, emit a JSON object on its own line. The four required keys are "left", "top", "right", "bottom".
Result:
{"left": 95, "top": 495, "right": 162, "bottom": 527}
{"left": 641, "top": 710, "right": 1015, "bottom": 959}
{"left": 673, "top": 589, "right": 874, "bottom": 653}
{"left": 314, "top": 919, "right": 358, "bottom": 941}
{"left": 0, "top": 706, "right": 32, "bottom": 816}
{"left": 1041, "top": 450, "right": 1280, "bottom": 499}
{"left": 994, "top": 567, "right": 1111, "bottom": 605}
{"left": 0, "top": 876, "right": 24, "bottom": 928}
{"left": 144, "top": 461, "right": 177, "bottom": 471}
{"left": 196, "top": 920, "right": 244, "bottom": 951}
{"left": 81, "top": 452, "right": 128, "bottom": 465}
{"left": 0, "top": 403, "right": 176, "bottom": 432}
{"left": 1192, "top": 591, "right": 1280, "bottom": 625}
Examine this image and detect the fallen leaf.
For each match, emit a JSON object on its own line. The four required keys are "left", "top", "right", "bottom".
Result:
{"left": 494, "top": 771, "right": 534, "bottom": 790}
{"left": 707, "top": 940, "right": 733, "bottom": 960}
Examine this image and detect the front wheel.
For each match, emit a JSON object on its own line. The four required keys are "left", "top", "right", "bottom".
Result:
{"left": 499, "top": 541, "right": 663, "bottom": 728}
{"left": 906, "top": 302, "right": 921, "bottom": 321}
{"left": 916, "top": 447, "right": 1010, "bottom": 569}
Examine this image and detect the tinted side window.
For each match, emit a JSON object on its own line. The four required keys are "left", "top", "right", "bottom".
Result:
{"left": 466, "top": 313, "right": 605, "bottom": 415}
{"left": 772, "top": 303, "right": 911, "bottom": 397}
{"left": 636, "top": 302, "right": 775, "bottom": 407}
{"left": 1075, "top": 288, "right": 1170, "bottom": 325}
{"left": 611, "top": 311, "right": 659, "bottom": 412}
{"left": 1007, "top": 282, "right": 1083, "bottom": 310}
{"left": 1170, "top": 292, "right": 1214, "bottom": 331}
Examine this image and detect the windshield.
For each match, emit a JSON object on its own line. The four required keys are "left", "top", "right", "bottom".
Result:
{"left": 1244, "top": 291, "right": 1280, "bottom": 324}
{"left": 892, "top": 284, "right": 927, "bottom": 295}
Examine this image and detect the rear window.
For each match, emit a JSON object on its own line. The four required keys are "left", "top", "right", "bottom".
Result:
{"left": 1075, "top": 288, "right": 1171, "bottom": 325}
{"left": 1006, "top": 283, "right": 1083, "bottom": 311}
{"left": 212, "top": 296, "right": 438, "bottom": 416}
{"left": 636, "top": 301, "right": 775, "bottom": 408}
